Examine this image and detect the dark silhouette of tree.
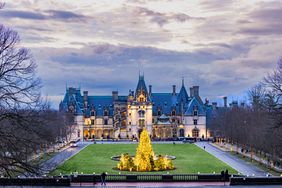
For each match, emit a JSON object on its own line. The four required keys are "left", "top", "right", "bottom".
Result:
{"left": 0, "top": 4, "right": 75, "bottom": 176}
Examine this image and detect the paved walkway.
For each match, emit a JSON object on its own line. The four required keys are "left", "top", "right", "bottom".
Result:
{"left": 195, "top": 142, "right": 267, "bottom": 177}
{"left": 40, "top": 142, "right": 90, "bottom": 174}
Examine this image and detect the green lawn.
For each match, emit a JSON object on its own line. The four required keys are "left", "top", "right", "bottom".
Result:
{"left": 51, "top": 143, "right": 237, "bottom": 175}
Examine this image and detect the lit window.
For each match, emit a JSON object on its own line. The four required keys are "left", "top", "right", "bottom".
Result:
{"left": 192, "top": 128, "right": 199, "bottom": 137}
{"left": 139, "top": 119, "right": 145, "bottom": 126}
{"left": 91, "top": 119, "right": 95, "bottom": 125}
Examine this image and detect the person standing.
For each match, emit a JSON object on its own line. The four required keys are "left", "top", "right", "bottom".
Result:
{"left": 225, "top": 169, "right": 229, "bottom": 181}
{"left": 101, "top": 172, "right": 107, "bottom": 186}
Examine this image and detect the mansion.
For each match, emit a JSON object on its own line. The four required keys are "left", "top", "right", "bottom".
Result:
{"left": 60, "top": 75, "right": 218, "bottom": 141}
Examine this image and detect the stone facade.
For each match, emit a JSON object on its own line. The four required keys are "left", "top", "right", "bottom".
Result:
{"left": 59, "top": 75, "right": 210, "bottom": 141}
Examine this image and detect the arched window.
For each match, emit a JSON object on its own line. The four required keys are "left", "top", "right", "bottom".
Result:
{"left": 179, "top": 129, "right": 184, "bottom": 137}
{"left": 138, "top": 110, "right": 145, "bottom": 118}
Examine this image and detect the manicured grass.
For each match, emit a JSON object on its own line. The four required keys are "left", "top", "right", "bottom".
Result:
{"left": 51, "top": 143, "right": 237, "bottom": 175}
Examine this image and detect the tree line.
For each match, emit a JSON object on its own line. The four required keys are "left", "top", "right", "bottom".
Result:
{"left": 0, "top": 3, "right": 75, "bottom": 177}
{"left": 210, "top": 59, "right": 282, "bottom": 162}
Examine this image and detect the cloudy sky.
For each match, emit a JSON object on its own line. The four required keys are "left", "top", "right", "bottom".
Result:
{"left": 0, "top": 0, "right": 281, "bottom": 108}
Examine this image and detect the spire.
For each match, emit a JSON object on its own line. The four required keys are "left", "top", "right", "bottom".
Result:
{"left": 177, "top": 78, "right": 189, "bottom": 104}
{"left": 139, "top": 71, "right": 144, "bottom": 80}
{"left": 135, "top": 73, "right": 149, "bottom": 101}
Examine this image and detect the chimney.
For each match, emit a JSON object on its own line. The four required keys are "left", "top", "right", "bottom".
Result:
{"left": 205, "top": 98, "right": 209, "bottom": 105}
{"left": 223, "top": 96, "right": 227, "bottom": 107}
{"left": 112, "top": 91, "right": 118, "bottom": 101}
{"left": 190, "top": 87, "right": 194, "bottom": 97}
{"left": 83, "top": 91, "right": 88, "bottom": 100}
{"left": 149, "top": 85, "right": 152, "bottom": 95}
{"left": 193, "top": 86, "right": 199, "bottom": 96}
{"left": 212, "top": 102, "right": 217, "bottom": 110}
{"left": 172, "top": 85, "right": 176, "bottom": 95}
{"left": 83, "top": 91, "right": 88, "bottom": 108}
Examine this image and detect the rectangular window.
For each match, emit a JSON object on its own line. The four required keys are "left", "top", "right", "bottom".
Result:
{"left": 139, "top": 119, "right": 145, "bottom": 126}
{"left": 193, "top": 119, "right": 197, "bottom": 125}
{"left": 104, "top": 119, "right": 108, "bottom": 125}
{"left": 193, "top": 110, "right": 198, "bottom": 116}
{"left": 91, "top": 119, "right": 95, "bottom": 125}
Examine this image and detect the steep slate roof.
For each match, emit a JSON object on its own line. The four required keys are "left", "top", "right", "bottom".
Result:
{"left": 185, "top": 97, "right": 206, "bottom": 116}
{"left": 60, "top": 79, "right": 207, "bottom": 118}
{"left": 87, "top": 96, "right": 114, "bottom": 117}
{"left": 177, "top": 82, "right": 189, "bottom": 104}
{"left": 60, "top": 88, "right": 84, "bottom": 115}
{"left": 135, "top": 75, "right": 149, "bottom": 100}
{"left": 151, "top": 93, "right": 179, "bottom": 115}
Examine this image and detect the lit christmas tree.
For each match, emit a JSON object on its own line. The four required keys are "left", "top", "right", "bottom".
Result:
{"left": 117, "top": 128, "right": 174, "bottom": 171}
{"left": 134, "top": 128, "right": 154, "bottom": 171}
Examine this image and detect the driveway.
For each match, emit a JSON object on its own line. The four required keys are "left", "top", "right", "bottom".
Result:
{"left": 40, "top": 142, "right": 89, "bottom": 174}
{"left": 195, "top": 142, "right": 267, "bottom": 177}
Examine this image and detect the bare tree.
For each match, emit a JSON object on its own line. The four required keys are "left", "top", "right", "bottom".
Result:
{"left": 210, "top": 59, "right": 282, "bottom": 161}
{"left": 264, "top": 58, "right": 282, "bottom": 97}
{"left": 0, "top": 13, "right": 52, "bottom": 176}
